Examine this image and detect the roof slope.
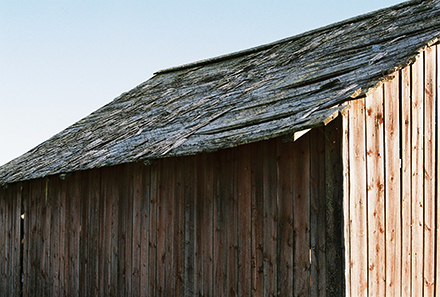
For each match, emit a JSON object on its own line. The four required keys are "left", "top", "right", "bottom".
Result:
{"left": 1, "top": 0, "right": 440, "bottom": 185}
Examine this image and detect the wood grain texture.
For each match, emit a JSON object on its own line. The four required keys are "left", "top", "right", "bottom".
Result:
{"left": 148, "top": 162, "right": 158, "bottom": 296}
{"left": 200, "top": 153, "right": 215, "bottom": 296}
{"left": 400, "top": 65, "right": 412, "bottom": 297}
{"left": 423, "top": 46, "right": 436, "bottom": 297}
{"left": 276, "top": 138, "right": 294, "bottom": 296}
{"left": 2, "top": 1, "right": 440, "bottom": 186}
{"left": 140, "top": 164, "right": 151, "bottom": 296}
{"left": 324, "top": 116, "right": 344, "bottom": 296}
{"left": 383, "top": 76, "right": 401, "bottom": 297}
{"left": 411, "top": 55, "right": 425, "bottom": 297}
{"left": 131, "top": 163, "right": 142, "bottom": 297}
{"left": 341, "top": 110, "right": 351, "bottom": 297}
{"left": 0, "top": 184, "right": 10, "bottom": 294}
{"left": 21, "top": 183, "right": 30, "bottom": 296}
{"left": 310, "top": 127, "right": 327, "bottom": 296}
{"left": 183, "top": 156, "right": 197, "bottom": 296}
{"left": 347, "top": 98, "right": 368, "bottom": 297}
{"left": 436, "top": 43, "right": 440, "bottom": 297}
{"left": 237, "top": 145, "right": 252, "bottom": 296}
{"left": 156, "top": 160, "right": 167, "bottom": 295}
{"left": 293, "top": 134, "right": 311, "bottom": 297}
{"left": 250, "top": 142, "right": 264, "bottom": 296}
{"left": 366, "top": 85, "right": 386, "bottom": 297}
{"left": 262, "top": 139, "right": 278, "bottom": 296}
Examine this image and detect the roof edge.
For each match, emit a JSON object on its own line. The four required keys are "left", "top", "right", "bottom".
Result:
{"left": 154, "top": 0, "right": 425, "bottom": 75}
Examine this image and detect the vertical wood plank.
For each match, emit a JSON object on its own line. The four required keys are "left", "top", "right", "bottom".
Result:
{"left": 98, "top": 170, "right": 106, "bottom": 296}
{"left": 13, "top": 184, "right": 23, "bottom": 295}
{"left": 98, "top": 168, "right": 108, "bottom": 296}
{"left": 7, "top": 185, "right": 13, "bottom": 296}
{"left": 49, "top": 178, "right": 61, "bottom": 296}
{"left": 9, "top": 185, "right": 16, "bottom": 296}
{"left": 155, "top": 159, "right": 166, "bottom": 296}
{"left": 79, "top": 173, "right": 89, "bottom": 296}
{"left": 309, "top": 128, "right": 325, "bottom": 296}
{"left": 348, "top": 98, "right": 368, "bottom": 296}
{"left": 195, "top": 153, "right": 214, "bottom": 296}
{"left": 87, "top": 169, "right": 101, "bottom": 296}
{"left": 21, "top": 183, "right": 30, "bottom": 297}
{"left": 156, "top": 160, "right": 166, "bottom": 296}
{"left": 384, "top": 76, "right": 402, "bottom": 297}
{"left": 411, "top": 56, "right": 425, "bottom": 297}
{"left": 140, "top": 164, "right": 151, "bottom": 296}
{"left": 276, "top": 138, "right": 294, "bottom": 296}
{"left": 28, "top": 180, "right": 39, "bottom": 296}
{"left": 116, "top": 165, "right": 127, "bottom": 296}
{"left": 100, "top": 167, "right": 114, "bottom": 296}
{"left": 42, "top": 178, "right": 52, "bottom": 296}
{"left": 293, "top": 133, "right": 311, "bottom": 296}
{"left": 214, "top": 150, "right": 227, "bottom": 295}
{"left": 110, "top": 168, "right": 120, "bottom": 297}
{"left": 41, "top": 178, "right": 50, "bottom": 295}
{"left": 0, "top": 186, "right": 9, "bottom": 294}
{"left": 202, "top": 152, "right": 214, "bottom": 297}
{"left": 238, "top": 144, "right": 252, "bottom": 296}
{"left": 8, "top": 185, "right": 15, "bottom": 296}
{"left": 173, "top": 157, "right": 184, "bottom": 296}
{"left": 123, "top": 164, "right": 134, "bottom": 295}
{"left": 342, "top": 109, "right": 351, "bottom": 297}
{"left": 310, "top": 127, "right": 327, "bottom": 296}
{"left": 226, "top": 149, "right": 238, "bottom": 296}
{"left": 184, "top": 155, "right": 197, "bottom": 296}
{"left": 196, "top": 154, "right": 204, "bottom": 296}
{"left": 251, "top": 141, "right": 265, "bottom": 296}
{"left": 7, "top": 185, "right": 14, "bottom": 296}
{"left": 11, "top": 185, "right": 17, "bottom": 296}
{"left": 400, "top": 66, "right": 412, "bottom": 297}
{"left": 2, "top": 185, "right": 10, "bottom": 295}
{"left": 263, "top": 139, "right": 278, "bottom": 296}
{"left": 164, "top": 158, "right": 175, "bottom": 295}
{"left": 10, "top": 185, "right": 18, "bottom": 296}
{"left": 436, "top": 43, "right": 440, "bottom": 297}
{"left": 131, "top": 163, "right": 143, "bottom": 296}
{"left": 424, "top": 47, "right": 436, "bottom": 297}
{"left": 325, "top": 116, "right": 344, "bottom": 296}
{"left": 366, "top": 85, "right": 386, "bottom": 297}
{"left": 3, "top": 185, "right": 11, "bottom": 295}
{"left": 111, "top": 169, "right": 120, "bottom": 296}
{"left": 67, "top": 173, "right": 81, "bottom": 296}
{"left": 34, "top": 179, "right": 44, "bottom": 295}
{"left": 148, "top": 162, "right": 158, "bottom": 296}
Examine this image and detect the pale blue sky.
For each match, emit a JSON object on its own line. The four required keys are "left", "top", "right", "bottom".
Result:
{"left": 0, "top": 0, "right": 402, "bottom": 166}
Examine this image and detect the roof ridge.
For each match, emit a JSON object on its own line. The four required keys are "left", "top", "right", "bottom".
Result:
{"left": 154, "top": 0, "right": 426, "bottom": 75}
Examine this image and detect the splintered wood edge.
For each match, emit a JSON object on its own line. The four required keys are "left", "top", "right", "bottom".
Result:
{"left": 322, "top": 109, "right": 342, "bottom": 126}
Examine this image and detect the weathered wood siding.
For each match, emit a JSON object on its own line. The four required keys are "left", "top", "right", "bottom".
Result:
{"left": 343, "top": 44, "right": 440, "bottom": 297}
{"left": 0, "top": 119, "right": 343, "bottom": 296}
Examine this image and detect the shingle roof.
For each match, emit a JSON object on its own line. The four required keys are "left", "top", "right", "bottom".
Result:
{"left": 1, "top": 0, "right": 440, "bottom": 185}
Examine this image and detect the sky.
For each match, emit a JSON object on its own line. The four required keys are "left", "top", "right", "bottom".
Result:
{"left": 0, "top": 0, "right": 403, "bottom": 166}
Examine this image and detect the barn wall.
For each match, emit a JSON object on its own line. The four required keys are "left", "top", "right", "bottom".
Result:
{"left": 0, "top": 118, "right": 343, "bottom": 296}
{"left": 343, "top": 44, "right": 440, "bottom": 297}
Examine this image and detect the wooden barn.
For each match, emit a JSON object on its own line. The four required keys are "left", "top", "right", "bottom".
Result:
{"left": 1, "top": 0, "right": 440, "bottom": 296}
